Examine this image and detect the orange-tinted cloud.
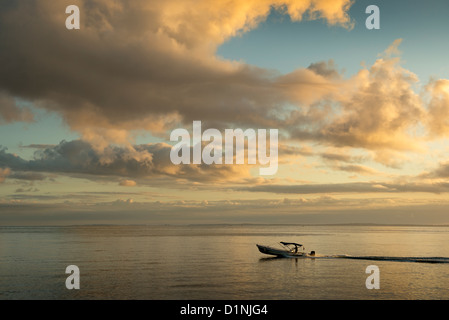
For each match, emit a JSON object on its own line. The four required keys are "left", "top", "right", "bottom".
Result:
{"left": 119, "top": 180, "right": 137, "bottom": 187}
{"left": 0, "top": 92, "right": 34, "bottom": 124}
{"left": 290, "top": 40, "right": 426, "bottom": 152}
{"left": 425, "top": 79, "right": 449, "bottom": 137}
{"left": 0, "top": 167, "right": 11, "bottom": 183}
{"left": 0, "top": 0, "right": 354, "bottom": 147}
{"left": 2, "top": 1, "right": 449, "bottom": 176}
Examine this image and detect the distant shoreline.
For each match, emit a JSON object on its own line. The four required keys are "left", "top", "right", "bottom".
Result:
{"left": 2, "top": 223, "right": 449, "bottom": 228}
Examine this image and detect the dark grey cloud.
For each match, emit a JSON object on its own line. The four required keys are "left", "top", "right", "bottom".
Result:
{"left": 320, "top": 152, "right": 367, "bottom": 163}
{"left": 418, "top": 161, "right": 449, "bottom": 179}
{"left": 15, "top": 187, "right": 39, "bottom": 193}
{"left": 20, "top": 144, "right": 57, "bottom": 149}
{"left": 9, "top": 172, "right": 49, "bottom": 181}
{"left": 0, "top": 139, "right": 256, "bottom": 184}
{"left": 334, "top": 164, "right": 378, "bottom": 175}
{"left": 0, "top": 0, "right": 328, "bottom": 138}
{"left": 307, "top": 60, "right": 341, "bottom": 79}
{"left": 0, "top": 0, "right": 372, "bottom": 152}
{"left": 0, "top": 0, "right": 445, "bottom": 176}
{"left": 0, "top": 91, "right": 34, "bottom": 124}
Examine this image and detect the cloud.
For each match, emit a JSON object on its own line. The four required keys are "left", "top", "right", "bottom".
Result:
{"left": 114, "top": 198, "right": 134, "bottom": 204}
{"left": 314, "top": 149, "right": 381, "bottom": 175}
{"left": 0, "top": 167, "right": 11, "bottom": 183}
{"left": 240, "top": 181, "right": 449, "bottom": 195}
{"left": 0, "top": 92, "right": 34, "bottom": 124}
{"left": 425, "top": 79, "right": 449, "bottom": 137}
{"left": 334, "top": 164, "right": 380, "bottom": 176}
{"left": 1, "top": 1, "right": 448, "bottom": 175}
{"left": 320, "top": 151, "right": 366, "bottom": 163}
{"left": 290, "top": 40, "right": 426, "bottom": 152}
{"left": 0, "top": 139, "right": 260, "bottom": 184}
{"left": 20, "top": 144, "right": 57, "bottom": 149}
{"left": 371, "top": 149, "right": 410, "bottom": 169}
{"left": 307, "top": 60, "right": 341, "bottom": 79}
{"left": 418, "top": 161, "right": 449, "bottom": 180}
{"left": 0, "top": 0, "right": 354, "bottom": 146}
{"left": 119, "top": 179, "right": 137, "bottom": 187}
{"left": 3, "top": 194, "right": 449, "bottom": 225}
{"left": 15, "top": 187, "right": 39, "bottom": 193}
{"left": 9, "top": 172, "right": 49, "bottom": 181}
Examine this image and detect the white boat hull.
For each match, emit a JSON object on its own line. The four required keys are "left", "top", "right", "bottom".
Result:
{"left": 256, "top": 244, "right": 306, "bottom": 258}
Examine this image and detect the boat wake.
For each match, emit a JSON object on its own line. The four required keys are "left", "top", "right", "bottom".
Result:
{"left": 256, "top": 242, "right": 449, "bottom": 264}
{"left": 311, "top": 254, "right": 449, "bottom": 264}
{"left": 334, "top": 255, "right": 449, "bottom": 264}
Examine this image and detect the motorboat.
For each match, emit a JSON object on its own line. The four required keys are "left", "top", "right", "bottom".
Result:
{"left": 256, "top": 242, "right": 315, "bottom": 258}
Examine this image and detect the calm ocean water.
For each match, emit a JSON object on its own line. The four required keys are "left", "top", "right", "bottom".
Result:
{"left": 1, "top": 224, "right": 449, "bottom": 300}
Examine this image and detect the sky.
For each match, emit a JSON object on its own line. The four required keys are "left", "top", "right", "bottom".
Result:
{"left": 1, "top": 0, "right": 449, "bottom": 225}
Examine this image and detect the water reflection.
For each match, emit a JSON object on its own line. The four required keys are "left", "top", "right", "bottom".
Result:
{"left": 2, "top": 225, "right": 449, "bottom": 299}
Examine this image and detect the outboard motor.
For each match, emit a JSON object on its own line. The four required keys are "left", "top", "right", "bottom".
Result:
{"left": 309, "top": 251, "right": 315, "bottom": 256}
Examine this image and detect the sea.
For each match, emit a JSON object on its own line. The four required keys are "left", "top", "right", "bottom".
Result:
{"left": 1, "top": 224, "right": 449, "bottom": 300}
